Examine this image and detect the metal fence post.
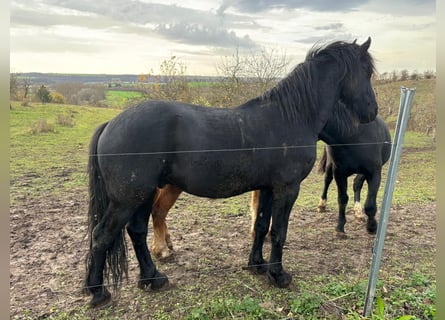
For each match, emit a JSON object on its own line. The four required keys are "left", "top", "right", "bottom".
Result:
{"left": 363, "top": 87, "right": 416, "bottom": 316}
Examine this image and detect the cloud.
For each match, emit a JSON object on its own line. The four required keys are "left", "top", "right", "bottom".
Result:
{"left": 155, "top": 23, "right": 257, "bottom": 48}
{"left": 314, "top": 23, "right": 344, "bottom": 31}
{"left": 295, "top": 33, "right": 356, "bottom": 45}
{"left": 360, "top": 0, "right": 435, "bottom": 15}
{"left": 217, "top": 0, "right": 368, "bottom": 13}
{"left": 217, "top": 0, "right": 435, "bottom": 16}
{"left": 11, "top": 0, "right": 258, "bottom": 48}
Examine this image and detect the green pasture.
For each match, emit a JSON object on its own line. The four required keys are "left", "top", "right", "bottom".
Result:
{"left": 104, "top": 90, "right": 144, "bottom": 108}
{"left": 9, "top": 101, "right": 435, "bottom": 208}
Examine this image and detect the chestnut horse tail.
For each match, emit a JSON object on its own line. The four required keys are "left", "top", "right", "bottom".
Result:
{"left": 317, "top": 147, "right": 328, "bottom": 174}
{"left": 84, "top": 121, "right": 128, "bottom": 292}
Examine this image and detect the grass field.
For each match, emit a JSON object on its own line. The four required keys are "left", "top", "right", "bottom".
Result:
{"left": 104, "top": 90, "right": 144, "bottom": 108}
{"left": 9, "top": 100, "right": 435, "bottom": 209}
{"left": 9, "top": 80, "right": 436, "bottom": 319}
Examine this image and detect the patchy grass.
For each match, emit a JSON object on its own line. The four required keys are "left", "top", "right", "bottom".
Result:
{"left": 104, "top": 90, "right": 144, "bottom": 108}
{"left": 27, "top": 119, "right": 56, "bottom": 134}
{"left": 56, "top": 112, "right": 76, "bottom": 127}
{"left": 10, "top": 102, "right": 121, "bottom": 204}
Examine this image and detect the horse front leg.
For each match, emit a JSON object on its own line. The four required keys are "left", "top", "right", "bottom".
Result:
{"left": 318, "top": 163, "right": 333, "bottom": 212}
{"left": 248, "top": 188, "right": 272, "bottom": 274}
{"left": 267, "top": 187, "right": 299, "bottom": 288}
{"left": 352, "top": 174, "right": 366, "bottom": 221}
{"left": 363, "top": 173, "right": 381, "bottom": 234}
{"left": 151, "top": 185, "right": 182, "bottom": 259}
{"left": 127, "top": 203, "right": 169, "bottom": 290}
{"left": 334, "top": 170, "right": 349, "bottom": 237}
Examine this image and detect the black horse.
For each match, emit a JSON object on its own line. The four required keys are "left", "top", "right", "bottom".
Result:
{"left": 317, "top": 110, "right": 390, "bottom": 237}
{"left": 84, "top": 38, "right": 377, "bottom": 307}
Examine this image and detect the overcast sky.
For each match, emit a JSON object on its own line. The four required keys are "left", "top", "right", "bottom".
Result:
{"left": 10, "top": 0, "right": 436, "bottom": 76}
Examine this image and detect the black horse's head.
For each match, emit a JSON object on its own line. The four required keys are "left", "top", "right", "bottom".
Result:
{"left": 338, "top": 37, "right": 378, "bottom": 123}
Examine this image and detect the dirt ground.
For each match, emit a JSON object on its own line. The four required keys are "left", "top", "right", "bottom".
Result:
{"left": 10, "top": 190, "right": 436, "bottom": 319}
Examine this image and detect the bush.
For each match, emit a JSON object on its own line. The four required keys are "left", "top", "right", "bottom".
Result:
{"left": 50, "top": 91, "right": 66, "bottom": 104}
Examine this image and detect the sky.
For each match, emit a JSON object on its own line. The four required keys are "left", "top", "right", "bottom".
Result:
{"left": 10, "top": 0, "right": 436, "bottom": 76}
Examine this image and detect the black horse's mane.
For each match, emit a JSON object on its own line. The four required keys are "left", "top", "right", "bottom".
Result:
{"left": 259, "top": 40, "right": 376, "bottom": 124}
{"left": 326, "top": 101, "right": 359, "bottom": 137}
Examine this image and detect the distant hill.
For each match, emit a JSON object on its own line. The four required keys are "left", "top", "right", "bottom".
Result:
{"left": 13, "top": 72, "right": 224, "bottom": 86}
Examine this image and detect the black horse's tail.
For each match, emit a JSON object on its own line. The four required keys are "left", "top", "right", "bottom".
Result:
{"left": 84, "top": 121, "right": 128, "bottom": 293}
{"left": 317, "top": 147, "right": 328, "bottom": 174}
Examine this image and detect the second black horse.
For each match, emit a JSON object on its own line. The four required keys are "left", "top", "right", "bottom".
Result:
{"left": 317, "top": 110, "right": 391, "bottom": 237}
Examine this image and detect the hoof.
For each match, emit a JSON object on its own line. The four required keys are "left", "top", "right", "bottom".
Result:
{"left": 89, "top": 289, "right": 112, "bottom": 309}
{"left": 151, "top": 271, "right": 169, "bottom": 290}
{"left": 152, "top": 246, "right": 173, "bottom": 261}
{"left": 354, "top": 212, "right": 367, "bottom": 222}
{"left": 246, "top": 260, "right": 268, "bottom": 274}
{"left": 166, "top": 235, "right": 174, "bottom": 250}
{"left": 367, "top": 220, "right": 377, "bottom": 234}
{"left": 335, "top": 225, "right": 345, "bottom": 234}
{"left": 353, "top": 202, "right": 365, "bottom": 221}
{"left": 317, "top": 199, "right": 327, "bottom": 212}
{"left": 158, "top": 249, "right": 174, "bottom": 261}
{"left": 335, "top": 231, "right": 348, "bottom": 239}
{"left": 268, "top": 270, "right": 292, "bottom": 288}
{"left": 138, "top": 271, "right": 169, "bottom": 291}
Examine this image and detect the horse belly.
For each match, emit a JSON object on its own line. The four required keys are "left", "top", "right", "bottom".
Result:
{"left": 164, "top": 153, "right": 263, "bottom": 198}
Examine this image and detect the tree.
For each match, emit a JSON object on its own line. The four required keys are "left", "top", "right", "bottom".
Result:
{"left": 160, "top": 55, "right": 189, "bottom": 101}
{"left": 216, "top": 47, "right": 245, "bottom": 87}
{"left": 399, "top": 69, "right": 409, "bottom": 81}
{"left": 215, "top": 46, "right": 290, "bottom": 105}
{"left": 21, "top": 76, "right": 32, "bottom": 100}
{"left": 145, "top": 56, "right": 189, "bottom": 101}
{"left": 244, "top": 46, "right": 290, "bottom": 93}
{"left": 10, "top": 73, "right": 18, "bottom": 100}
{"left": 37, "top": 85, "right": 51, "bottom": 104}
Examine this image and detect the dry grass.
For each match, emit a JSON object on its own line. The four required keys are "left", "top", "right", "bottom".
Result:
{"left": 56, "top": 113, "right": 75, "bottom": 127}
{"left": 28, "top": 119, "right": 56, "bottom": 134}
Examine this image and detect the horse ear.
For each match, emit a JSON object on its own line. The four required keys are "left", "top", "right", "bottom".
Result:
{"left": 361, "top": 37, "right": 371, "bottom": 51}
{"left": 352, "top": 39, "right": 357, "bottom": 44}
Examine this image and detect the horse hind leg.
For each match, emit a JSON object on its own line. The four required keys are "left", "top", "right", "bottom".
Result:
{"left": 318, "top": 164, "right": 333, "bottom": 212}
{"left": 126, "top": 200, "right": 169, "bottom": 290}
{"left": 250, "top": 190, "right": 272, "bottom": 239}
{"left": 352, "top": 174, "right": 366, "bottom": 221}
{"left": 85, "top": 201, "right": 134, "bottom": 308}
{"left": 151, "top": 185, "right": 182, "bottom": 260}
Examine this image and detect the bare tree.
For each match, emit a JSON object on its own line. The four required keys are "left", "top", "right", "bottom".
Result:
{"left": 215, "top": 46, "right": 290, "bottom": 105}
{"left": 400, "top": 69, "right": 409, "bottom": 81}
{"left": 10, "top": 73, "right": 18, "bottom": 101}
{"left": 244, "top": 46, "right": 290, "bottom": 94}
{"left": 159, "top": 56, "right": 189, "bottom": 101}
{"left": 216, "top": 47, "right": 245, "bottom": 87}
{"left": 21, "top": 76, "right": 32, "bottom": 100}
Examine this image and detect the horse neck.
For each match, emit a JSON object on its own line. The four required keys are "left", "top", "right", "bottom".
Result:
{"left": 239, "top": 59, "right": 346, "bottom": 136}
{"left": 309, "top": 61, "right": 346, "bottom": 135}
